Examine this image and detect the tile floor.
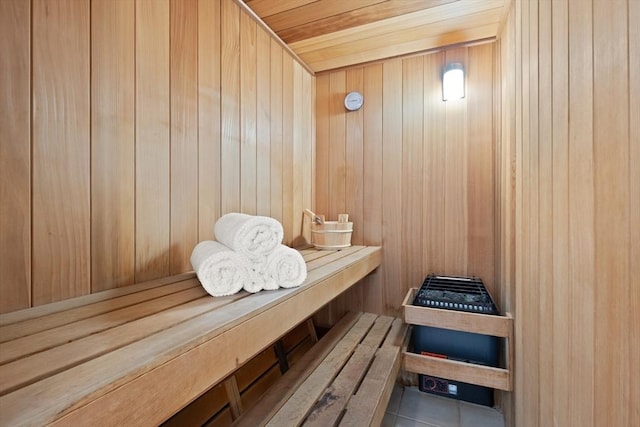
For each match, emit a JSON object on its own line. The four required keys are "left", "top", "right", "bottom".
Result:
{"left": 383, "top": 385, "right": 505, "bottom": 427}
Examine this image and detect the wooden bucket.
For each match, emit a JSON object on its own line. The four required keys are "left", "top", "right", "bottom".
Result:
{"left": 305, "top": 210, "right": 353, "bottom": 250}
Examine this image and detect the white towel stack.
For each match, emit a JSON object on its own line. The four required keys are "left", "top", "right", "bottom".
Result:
{"left": 190, "top": 241, "right": 250, "bottom": 297}
{"left": 191, "top": 213, "right": 307, "bottom": 297}
{"left": 214, "top": 213, "right": 284, "bottom": 262}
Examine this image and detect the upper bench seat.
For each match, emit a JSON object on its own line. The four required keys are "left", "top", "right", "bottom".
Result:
{"left": 0, "top": 246, "right": 382, "bottom": 426}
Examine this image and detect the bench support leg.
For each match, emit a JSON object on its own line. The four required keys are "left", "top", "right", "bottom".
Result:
{"left": 224, "top": 376, "right": 243, "bottom": 420}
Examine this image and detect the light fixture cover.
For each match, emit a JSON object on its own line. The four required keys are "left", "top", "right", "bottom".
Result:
{"left": 442, "top": 62, "right": 465, "bottom": 101}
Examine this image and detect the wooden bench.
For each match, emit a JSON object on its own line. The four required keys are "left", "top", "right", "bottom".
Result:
{"left": 0, "top": 246, "right": 381, "bottom": 426}
{"left": 234, "top": 312, "right": 409, "bottom": 427}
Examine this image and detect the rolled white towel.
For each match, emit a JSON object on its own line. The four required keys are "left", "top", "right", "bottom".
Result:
{"left": 244, "top": 265, "right": 278, "bottom": 293}
{"left": 249, "top": 264, "right": 279, "bottom": 291}
{"left": 214, "top": 213, "right": 284, "bottom": 262}
{"left": 190, "top": 241, "right": 250, "bottom": 297}
{"left": 263, "top": 245, "right": 307, "bottom": 289}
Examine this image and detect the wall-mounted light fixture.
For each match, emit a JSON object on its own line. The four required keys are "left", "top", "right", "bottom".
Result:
{"left": 442, "top": 62, "right": 465, "bottom": 101}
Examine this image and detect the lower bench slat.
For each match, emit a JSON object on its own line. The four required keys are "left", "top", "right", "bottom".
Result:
{"left": 341, "top": 346, "right": 402, "bottom": 426}
{"left": 304, "top": 344, "right": 378, "bottom": 426}
{"left": 235, "top": 312, "right": 408, "bottom": 427}
{"left": 265, "top": 313, "right": 378, "bottom": 427}
{"left": 232, "top": 312, "right": 361, "bottom": 426}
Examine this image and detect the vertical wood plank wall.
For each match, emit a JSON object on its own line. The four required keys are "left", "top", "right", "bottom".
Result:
{"left": 499, "top": 0, "right": 639, "bottom": 425}
{"left": 315, "top": 44, "right": 497, "bottom": 319}
{"left": 32, "top": 0, "right": 91, "bottom": 306}
{"left": 0, "top": 0, "right": 314, "bottom": 313}
{"left": 0, "top": 0, "right": 31, "bottom": 311}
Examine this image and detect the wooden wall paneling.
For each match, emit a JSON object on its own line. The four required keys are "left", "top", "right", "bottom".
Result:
{"left": 303, "top": 69, "right": 314, "bottom": 244}
{"left": 443, "top": 48, "right": 468, "bottom": 277}
{"left": 492, "top": 22, "right": 505, "bottom": 419}
{"left": 197, "top": 0, "right": 221, "bottom": 241}
{"left": 567, "top": 0, "right": 595, "bottom": 424}
{"left": 326, "top": 70, "right": 347, "bottom": 321}
{"left": 328, "top": 71, "right": 346, "bottom": 221}
{"left": 466, "top": 43, "right": 495, "bottom": 297}
{"left": 593, "top": 1, "right": 630, "bottom": 425}
{"left": 0, "top": 0, "right": 316, "bottom": 313}
{"left": 308, "top": 80, "right": 329, "bottom": 325}
{"left": 256, "top": 28, "right": 271, "bottom": 217}
{"left": 519, "top": 2, "right": 539, "bottom": 424}
{"left": 240, "top": 10, "right": 257, "bottom": 215}
{"left": 298, "top": 68, "right": 314, "bottom": 244}
{"left": 0, "top": 0, "right": 31, "bottom": 312}
{"left": 512, "top": 0, "right": 525, "bottom": 421}
{"left": 220, "top": 0, "right": 241, "bottom": 216}
{"left": 308, "top": 85, "right": 329, "bottom": 349}
{"left": 345, "top": 67, "right": 364, "bottom": 246}
{"left": 526, "top": 1, "right": 542, "bottom": 424}
{"left": 135, "top": 0, "right": 170, "bottom": 282}
{"left": 91, "top": 0, "right": 135, "bottom": 292}
{"left": 550, "top": 1, "right": 570, "bottom": 426}
{"left": 269, "top": 40, "right": 284, "bottom": 224}
{"left": 32, "top": 0, "right": 90, "bottom": 304}
{"left": 281, "top": 55, "right": 294, "bottom": 244}
{"left": 497, "top": 9, "right": 516, "bottom": 425}
{"left": 401, "top": 56, "right": 424, "bottom": 296}
{"left": 361, "top": 63, "right": 384, "bottom": 314}
{"left": 629, "top": 0, "right": 640, "bottom": 422}
{"left": 170, "top": 0, "right": 199, "bottom": 274}
{"left": 314, "top": 73, "right": 330, "bottom": 219}
{"left": 494, "top": 10, "right": 503, "bottom": 302}
{"left": 536, "top": 0, "right": 554, "bottom": 421}
{"left": 344, "top": 67, "right": 365, "bottom": 311}
{"left": 488, "top": 43, "right": 504, "bottom": 296}
{"left": 381, "top": 59, "right": 403, "bottom": 314}
{"left": 292, "top": 62, "right": 305, "bottom": 245}
{"left": 313, "top": 46, "right": 496, "bottom": 321}
{"left": 502, "top": 1, "right": 638, "bottom": 424}
{"left": 422, "top": 52, "right": 446, "bottom": 277}
{"left": 313, "top": 72, "right": 333, "bottom": 325}
{"left": 503, "top": 5, "right": 516, "bottom": 309}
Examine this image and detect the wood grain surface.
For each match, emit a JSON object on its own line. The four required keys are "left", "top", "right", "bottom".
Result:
{"left": 499, "top": 0, "right": 638, "bottom": 425}
{"left": 0, "top": 247, "right": 381, "bottom": 426}
{"left": 32, "top": 0, "right": 91, "bottom": 305}
{"left": 197, "top": 0, "right": 222, "bottom": 241}
{"left": 91, "top": 0, "right": 135, "bottom": 292}
{"left": 0, "top": 0, "right": 31, "bottom": 312}
{"left": 135, "top": 0, "right": 171, "bottom": 282}
{"left": 245, "top": 0, "right": 507, "bottom": 72}
{"left": 1, "top": 0, "right": 315, "bottom": 312}
{"left": 170, "top": 0, "right": 199, "bottom": 274}
{"left": 315, "top": 45, "right": 497, "bottom": 315}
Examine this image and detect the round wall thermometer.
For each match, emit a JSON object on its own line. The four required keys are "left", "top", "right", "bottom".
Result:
{"left": 344, "top": 91, "right": 364, "bottom": 111}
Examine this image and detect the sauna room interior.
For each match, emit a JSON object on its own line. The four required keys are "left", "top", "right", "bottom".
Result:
{"left": 0, "top": 0, "right": 637, "bottom": 426}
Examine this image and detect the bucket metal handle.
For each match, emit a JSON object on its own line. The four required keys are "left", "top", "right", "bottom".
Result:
{"left": 304, "top": 209, "right": 324, "bottom": 225}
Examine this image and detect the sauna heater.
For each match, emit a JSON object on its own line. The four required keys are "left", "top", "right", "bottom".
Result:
{"left": 411, "top": 274, "right": 500, "bottom": 407}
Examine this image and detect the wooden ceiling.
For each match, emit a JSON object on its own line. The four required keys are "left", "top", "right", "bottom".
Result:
{"left": 242, "top": 0, "right": 509, "bottom": 72}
